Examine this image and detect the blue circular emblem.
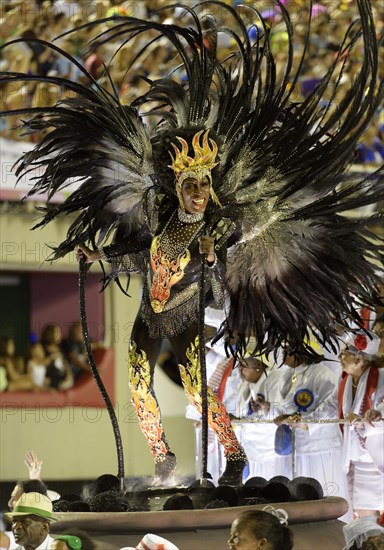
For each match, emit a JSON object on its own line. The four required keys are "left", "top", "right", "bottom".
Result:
{"left": 294, "top": 388, "right": 314, "bottom": 412}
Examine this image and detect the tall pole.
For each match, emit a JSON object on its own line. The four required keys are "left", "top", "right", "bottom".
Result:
{"left": 79, "top": 259, "right": 125, "bottom": 492}
{"left": 198, "top": 254, "right": 209, "bottom": 486}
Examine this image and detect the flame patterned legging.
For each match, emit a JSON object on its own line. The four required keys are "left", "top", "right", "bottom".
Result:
{"left": 129, "top": 316, "right": 244, "bottom": 463}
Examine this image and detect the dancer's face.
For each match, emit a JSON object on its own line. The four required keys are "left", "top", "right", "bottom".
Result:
{"left": 180, "top": 177, "right": 210, "bottom": 214}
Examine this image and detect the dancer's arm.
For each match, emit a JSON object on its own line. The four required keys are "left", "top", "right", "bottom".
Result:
{"left": 76, "top": 243, "right": 146, "bottom": 276}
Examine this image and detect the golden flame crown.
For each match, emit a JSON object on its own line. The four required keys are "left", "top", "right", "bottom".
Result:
{"left": 168, "top": 130, "right": 220, "bottom": 207}
{"left": 168, "top": 130, "right": 218, "bottom": 185}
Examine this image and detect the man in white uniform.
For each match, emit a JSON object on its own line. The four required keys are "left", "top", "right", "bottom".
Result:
{"left": 255, "top": 348, "right": 351, "bottom": 520}
{"left": 220, "top": 354, "right": 271, "bottom": 482}
{"left": 241, "top": 360, "right": 292, "bottom": 481}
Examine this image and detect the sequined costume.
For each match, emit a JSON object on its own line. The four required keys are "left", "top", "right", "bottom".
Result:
{"left": 101, "top": 208, "right": 246, "bottom": 464}
{"left": 103, "top": 210, "right": 234, "bottom": 338}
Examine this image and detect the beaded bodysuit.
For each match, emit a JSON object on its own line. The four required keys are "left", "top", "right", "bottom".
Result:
{"left": 149, "top": 212, "right": 205, "bottom": 313}
{"left": 104, "top": 211, "right": 235, "bottom": 338}
{"left": 102, "top": 210, "right": 246, "bottom": 466}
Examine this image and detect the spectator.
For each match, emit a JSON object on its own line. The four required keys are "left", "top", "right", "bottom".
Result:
{"left": 8, "top": 480, "right": 48, "bottom": 512}
{"left": 4, "top": 492, "right": 56, "bottom": 550}
{"left": 7, "top": 450, "right": 59, "bottom": 516}
{"left": 0, "top": 0, "right": 382, "bottom": 147}
{"left": 62, "top": 322, "right": 90, "bottom": 381}
{"left": 41, "top": 324, "right": 73, "bottom": 390}
{"left": 50, "top": 530, "right": 97, "bottom": 550}
{"left": 1, "top": 0, "right": 383, "bottom": 148}
{"left": 1, "top": 471, "right": 52, "bottom": 549}
{"left": 228, "top": 508, "right": 294, "bottom": 550}
{"left": 356, "top": 126, "right": 384, "bottom": 165}
{"left": 0, "top": 337, "right": 35, "bottom": 392}
{"left": 24, "top": 450, "right": 43, "bottom": 481}
{"left": 2, "top": 479, "right": 57, "bottom": 550}
{"left": 26, "top": 343, "right": 51, "bottom": 389}
{"left": 50, "top": 12, "right": 69, "bottom": 42}
{"left": 120, "top": 533, "right": 179, "bottom": 550}
{"left": 28, "top": 22, "right": 57, "bottom": 77}
{"left": 52, "top": 37, "right": 83, "bottom": 82}
{"left": 83, "top": 41, "right": 106, "bottom": 81}
{"left": 343, "top": 516, "right": 384, "bottom": 550}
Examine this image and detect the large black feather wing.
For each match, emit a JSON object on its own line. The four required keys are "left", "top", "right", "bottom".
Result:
{"left": 1, "top": 42, "right": 154, "bottom": 257}
{"left": 225, "top": 168, "right": 384, "bottom": 355}
{"left": 218, "top": 0, "right": 384, "bottom": 354}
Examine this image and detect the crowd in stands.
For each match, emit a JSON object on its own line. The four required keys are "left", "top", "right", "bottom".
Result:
{"left": 0, "top": 322, "right": 90, "bottom": 392}
{"left": 0, "top": 0, "right": 383, "bottom": 165}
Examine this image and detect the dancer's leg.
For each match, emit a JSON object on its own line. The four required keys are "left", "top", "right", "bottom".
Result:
{"left": 170, "top": 326, "right": 247, "bottom": 465}
{"left": 129, "top": 316, "right": 173, "bottom": 465}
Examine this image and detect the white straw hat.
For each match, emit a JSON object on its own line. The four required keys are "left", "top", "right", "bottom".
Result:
{"left": 5, "top": 492, "right": 56, "bottom": 522}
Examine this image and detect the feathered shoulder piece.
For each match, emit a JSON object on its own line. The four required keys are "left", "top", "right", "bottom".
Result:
{"left": 1, "top": 58, "right": 157, "bottom": 257}
{"left": 1, "top": 0, "right": 383, "bottom": 354}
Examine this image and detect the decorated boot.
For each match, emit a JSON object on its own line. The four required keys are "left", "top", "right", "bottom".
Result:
{"left": 154, "top": 452, "right": 177, "bottom": 485}
{"left": 218, "top": 452, "right": 247, "bottom": 486}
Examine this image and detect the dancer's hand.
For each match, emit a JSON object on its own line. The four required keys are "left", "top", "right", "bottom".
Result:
{"left": 198, "top": 236, "right": 215, "bottom": 263}
{"left": 24, "top": 450, "right": 42, "bottom": 480}
{"left": 75, "top": 244, "right": 101, "bottom": 263}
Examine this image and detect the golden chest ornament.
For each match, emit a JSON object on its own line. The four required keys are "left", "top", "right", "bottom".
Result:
{"left": 149, "top": 235, "right": 191, "bottom": 313}
{"left": 149, "top": 213, "right": 205, "bottom": 313}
